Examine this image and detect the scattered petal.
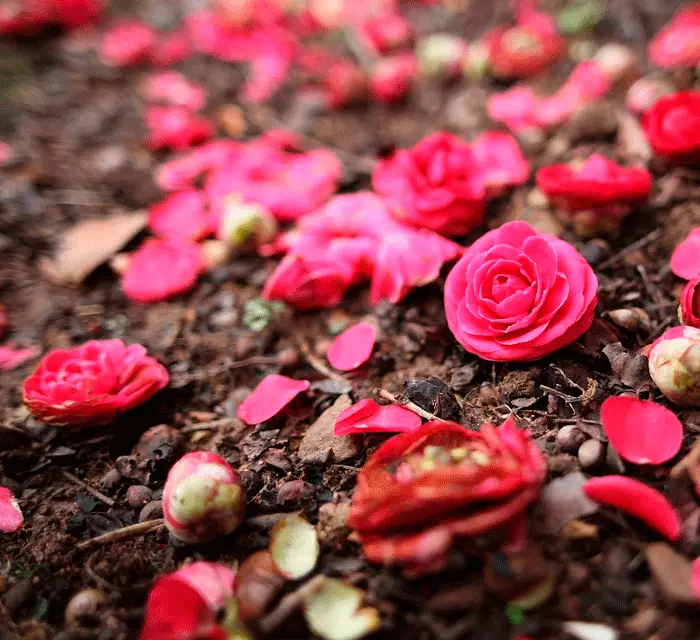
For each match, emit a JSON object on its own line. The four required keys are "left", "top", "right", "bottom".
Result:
{"left": 269, "top": 515, "right": 320, "bottom": 580}
{"left": 671, "top": 228, "right": 700, "bottom": 280}
{"left": 237, "top": 374, "right": 310, "bottom": 425}
{"left": 692, "top": 557, "right": 700, "bottom": 601}
{"left": 327, "top": 322, "right": 376, "bottom": 371}
{"left": 148, "top": 190, "right": 216, "bottom": 242}
{"left": 0, "top": 345, "right": 40, "bottom": 371}
{"left": 334, "top": 399, "right": 421, "bottom": 436}
{"left": 141, "top": 72, "right": 206, "bottom": 111}
{"left": 100, "top": 20, "right": 156, "bottom": 67}
{"left": 0, "top": 486, "right": 23, "bottom": 533}
{"left": 145, "top": 106, "right": 215, "bottom": 152}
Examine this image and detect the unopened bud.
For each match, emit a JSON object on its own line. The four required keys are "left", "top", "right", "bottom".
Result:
{"left": 416, "top": 34, "right": 467, "bottom": 80}
{"left": 163, "top": 451, "right": 245, "bottom": 543}
{"left": 648, "top": 326, "right": 700, "bottom": 406}
{"left": 463, "top": 40, "right": 490, "bottom": 78}
{"left": 218, "top": 196, "right": 278, "bottom": 248}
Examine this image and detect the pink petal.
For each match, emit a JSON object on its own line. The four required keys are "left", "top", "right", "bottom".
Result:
{"left": 692, "top": 558, "right": 700, "bottom": 601}
{"left": 334, "top": 398, "right": 422, "bottom": 435}
{"left": 327, "top": 322, "right": 376, "bottom": 371}
{"left": 148, "top": 190, "right": 215, "bottom": 242}
{"left": 583, "top": 475, "right": 682, "bottom": 540}
{"left": 0, "top": 344, "right": 40, "bottom": 371}
{"left": 0, "top": 486, "right": 23, "bottom": 533}
{"left": 237, "top": 374, "right": 310, "bottom": 424}
{"left": 671, "top": 228, "right": 700, "bottom": 280}
{"left": 601, "top": 396, "right": 683, "bottom": 465}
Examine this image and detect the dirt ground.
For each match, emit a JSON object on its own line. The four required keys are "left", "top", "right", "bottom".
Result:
{"left": 4, "top": 0, "right": 700, "bottom": 638}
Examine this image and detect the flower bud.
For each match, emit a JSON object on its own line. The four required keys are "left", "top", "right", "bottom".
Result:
{"left": 648, "top": 326, "right": 700, "bottom": 406}
{"left": 163, "top": 451, "right": 245, "bottom": 543}
{"left": 370, "top": 54, "right": 418, "bottom": 104}
{"left": 416, "top": 34, "right": 467, "bottom": 80}
{"left": 680, "top": 276, "right": 700, "bottom": 328}
{"left": 218, "top": 196, "right": 278, "bottom": 248}
{"left": 463, "top": 40, "right": 490, "bottom": 78}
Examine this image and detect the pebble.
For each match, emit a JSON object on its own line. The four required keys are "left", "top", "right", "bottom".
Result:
{"left": 578, "top": 439, "right": 606, "bottom": 469}
{"left": 580, "top": 239, "right": 610, "bottom": 267}
{"left": 98, "top": 469, "right": 122, "bottom": 492}
{"left": 557, "top": 424, "right": 589, "bottom": 454}
{"left": 138, "top": 500, "right": 163, "bottom": 523}
{"left": 65, "top": 589, "right": 106, "bottom": 625}
{"left": 126, "top": 485, "right": 152, "bottom": 509}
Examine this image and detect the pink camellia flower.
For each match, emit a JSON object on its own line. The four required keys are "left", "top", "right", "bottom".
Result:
{"left": 155, "top": 141, "right": 241, "bottom": 192}
{"left": 681, "top": 276, "right": 700, "bottom": 328}
{"left": 643, "top": 91, "right": 700, "bottom": 163}
{"left": 444, "top": 221, "right": 598, "bottom": 362}
{"left": 145, "top": 106, "right": 215, "bottom": 151}
{"left": 100, "top": 20, "right": 156, "bottom": 67}
{"left": 242, "top": 33, "right": 295, "bottom": 103}
{"left": 600, "top": 396, "right": 683, "bottom": 465}
{"left": 23, "top": 339, "right": 168, "bottom": 427}
{"left": 322, "top": 59, "right": 368, "bottom": 109}
{"left": 536, "top": 154, "right": 652, "bottom": 235}
{"left": 487, "top": 86, "right": 540, "bottom": 133}
{"left": 671, "top": 227, "right": 700, "bottom": 280}
{"left": 148, "top": 190, "right": 216, "bottom": 242}
{"left": 372, "top": 132, "right": 486, "bottom": 237}
{"left": 0, "top": 486, "right": 23, "bottom": 533}
{"left": 122, "top": 239, "right": 204, "bottom": 303}
{"left": 485, "top": 23, "right": 564, "bottom": 80}
{"left": 358, "top": 12, "right": 414, "bottom": 55}
{"left": 648, "top": 326, "right": 700, "bottom": 406}
{"left": 583, "top": 476, "right": 681, "bottom": 541}
{"left": 141, "top": 72, "right": 206, "bottom": 112}
{"left": 335, "top": 399, "right": 421, "bottom": 436}
{"left": 649, "top": 4, "right": 700, "bottom": 69}
{"left": 471, "top": 131, "right": 530, "bottom": 198}
{"left": 327, "top": 322, "right": 376, "bottom": 371}
{"left": 163, "top": 452, "right": 245, "bottom": 543}
{"left": 237, "top": 374, "right": 310, "bottom": 425}
{"left": 370, "top": 53, "right": 419, "bottom": 104}
{"left": 151, "top": 30, "right": 191, "bottom": 68}
{"left": 140, "top": 562, "right": 241, "bottom": 640}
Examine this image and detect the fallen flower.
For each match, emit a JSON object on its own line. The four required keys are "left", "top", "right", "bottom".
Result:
{"left": 155, "top": 141, "right": 241, "bottom": 192}
{"left": 148, "top": 190, "right": 215, "bottom": 242}
{"left": 100, "top": 20, "right": 156, "bottom": 67}
{"left": 600, "top": 396, "right": 682, "bottom": 465}
{"left": 327, "top": 322, "right": 376, "bottom": 371}
{"left": 122, "top": 238, "right": 204, "bottom": 303}
{"left": 372, "top": 132, "right": 486, "bottom": 237}
{"left": 145, "top": 105, "right": 215, "bottom": 151}
{"left": 334, "top": 399, "right": 422, "bottom": 436}
{"left": 358, "top": 12, "right": 414, "bottom": 55}
{"left": 141, "top": 72, "right": 206, "bottom": 111}
{"left": 649, "top": 4, "right": 700, "bottom": 69}
{"left": 0, "top": 344, "right": 40, "bottom": 371}
{"left": 163, "top": 452, "right": 245, "bottom": 543}
{"left": 237, "top": 374, "right": 310, "bottom": 424}
{"left": 23, "top": 339, "right": 168, "bottom": 427}
{"left": 648, "top": 326, "right": 700, "bottom": 406}
{"left": 681, "top": 275, "right": 700, "bottom": 328}
{"left": 444, "top": 221, "right": 598, "bottom": 362}
{"left": 671, "top": 227, "right": 700, "bottom": 280}
{"left": 151, "top": 30, "right": 191, "bottom": 68}
{"left": 140, "top": 561, "right": 245, "bottom": 640}
{"left": 471, "top": 131, "right": 530, "bottom": 198}
{"left": 369, "top": 53, "right": 419, "bottom": 104}
{"left": 643, "top": 91, "right": 700, "bottom": 163}
{"left": 0, "top": 486, "right": 23, "bottom": 533}
{"left": 582, "top": 475, "right": 681, "bottom": 540}
{"left": 349, "top": 417, "right": 545, "bottom": 573}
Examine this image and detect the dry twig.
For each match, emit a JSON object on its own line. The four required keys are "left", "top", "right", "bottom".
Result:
{"left": 373, "top": 388, "right": 444, "bottom": 422}
{"left": 77, "top": 519, "right": 164, "bottom": 550}
{"left": 62, "top": 470, "right": 115, "bottom": 507}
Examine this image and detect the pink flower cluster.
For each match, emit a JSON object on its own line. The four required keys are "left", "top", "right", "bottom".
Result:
{"left": 100, "top": 21, "right": 191, "bottom": 68}
{"left": 0, "top": 0, "right": 101, "bottom": 34}
{"left": 649, "top": 4, "right": 700, "bottom": 69}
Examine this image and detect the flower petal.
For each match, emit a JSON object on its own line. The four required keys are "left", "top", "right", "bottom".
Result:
{"left": 335, "top": 399, "right": 421, "bottom": 435}
{"left": 327, "top": 322, "right": 376, "bottom": 371}
{"left": 237, "top": 374, "right": 310, "bottom": 425}
{"left": 0, "top": 486, "right": 23, "bottom": 533}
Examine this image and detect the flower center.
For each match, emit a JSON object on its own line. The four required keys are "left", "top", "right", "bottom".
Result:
{"left": 393, "top": 445, "right": 491, "bottom": 482}
{"left": 502, "top": 27, "right": 540, "bottom": 55}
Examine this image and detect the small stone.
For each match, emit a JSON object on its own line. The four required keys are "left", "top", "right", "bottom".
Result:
{"left": 540, "top": 472, "right": 599, "bottom": 534}
{"left": 578, "top": 439, "right": 606, "bottom": 469}
{"left": 65, "top": 589, "right": 106, "bottom": 625}
{"left": 478, "top": 384, "right": 499, "bottom": 406}
{"left": 645, "top": 543, "right": 698, "bottom": 606}
{"left": 98, "top": 469, "right": 122, "bottom": 492}
{"left": 2, "top": 580, "right": 34, "bottom": 618}
{"left": 404, "top": 377, "right": 461, "bottom": 421}
{"left": 556, "top": 424, "right": 589, "bottom": 454}
{"left": 580, "top": 239, "right": 610, "bottom": 267}
{"left": 138, "top": 500, "right": 163, "bottom": 523}
{"left": 317, "top": 502, "right": 352, "bottom": 548}
{"left": 567, "top": 101, "right": 618, "bottom": 142}
{"left": 298, "top": 395, "right": 360, "bottom": 464}
{"left": 567, "top": 563, "right": 590, "bottom": 589}
{"left": 450, "top": 363, "right": 479, "bottom": 393}
{"left": 126, "top": 485, "right": 152, "bottom": 509}
{"left": 525, "top": 188, "right": 549, "bottom": 209}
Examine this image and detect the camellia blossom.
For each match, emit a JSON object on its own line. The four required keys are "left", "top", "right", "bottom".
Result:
{"left": 155, "top": 141, "right": 242, "bottom": 192}
{"left": 145, "top": 106, "right": 215, "bottom": 151}
{"left": 334, "top": 399, "right": 422, "bottom": 435}
{"left": 327, "top": 322, "right": 376, "bottom": 371}
{"left": 444, "top": 221, "right": 598, "bottom": 362}
{"left": 369, "top": 53, "right": 419, "bottom": 104}
{"left": 237, "top": 374, "right": 310, "bottom": 424}
{"left": 372, "top": 132, "right": 486, "bottom": 237}
{"left": 536, "top": 155, "right": 652, "bottom": 235}
{"left": 649, "top": 4, "right": 700, "bottom": 69}
{"left": 648, "top": 326, "right": 700, "bottom": 406}
{"left": 148, "top": 190, "right": 216, "bottom": 242}
{"left": 100, "top": 20, "right": 156, "bottom": 67}
{"left": 471, "top": 132, "right": 530, "bottom": 198}
{"left": 151, "top": 30, "right": 192, "bottom": 68}
{"left": 643, "top": 91, "right": 700, "bottom": 163}
{"left": 122, "top": 239, "right": 204, "bottom": 303}
{"left": 140, "top": 562, "right": 241, "bottom": 640}
{"left": 0, "top": 486, "right": 23, "bottom": 533}
{"left": 23, "top": 339, "right": 168, "bottom": 427}
{"left": 349, "top": 418, "right": 545, "bottom": 574}
{"left": 671, "top": 228, "right": 700, "bottom": 280}
{"left": 681, "top": 276, "right": 700, "bottom": 328}
{"left": 600, "top": 396, "right": 683, "bottom": 465}
{"left": 358, "top": 12, "right": 414, "bottom": 55}
{"left": 583, "top": 476, "right": 681, "bottom": 541}
{"left": 163, "top": 452, "right": 245, "bottom": 543}
{"left": 141, "top": 72, "right": 206, "bottom": 112}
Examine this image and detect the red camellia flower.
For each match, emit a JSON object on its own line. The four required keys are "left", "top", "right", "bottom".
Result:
{"left": 643, "top": 91, "right": 700, "bottom": 163}
{"left": 486, "top": 24, "right": 564, "bottom": 79}
{"left": 358, "top": 12, "right": 414, "bottom": 55}
{"left": 444, "top": 221, "right": 598, "bottom": 362}
{"left": 369, "top": 53, "right": 419, "bottom": 104}
{"left": 349, "top": 418, "right": 545, "bottom": 574}
{"left": 23, "top": 339, "right": 169, "bottom": 427}
{"left": 681, "top": 275, "right": 700, "bottom": 327}
{"left": 536, "top": 154, "right": 652, "bottom": 235}
{"left": 372, "top": 132, "right": 486, "bottom": 237}
{"left": 649, "top": 4, "right": 700, "bottom": 69}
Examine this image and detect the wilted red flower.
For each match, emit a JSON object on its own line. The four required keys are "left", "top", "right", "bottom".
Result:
{"left": 372, "top": 132, "right": 486, "bottom": 237}
{"left": 643, "top": 91, "right": 700, "bottom": 163}
{"left": 358, "top": 12, "right": 414, "bottom": 55}
{"left": 0, "top": 486, "right": 23, "bottom": 533}
{"left": 148, "top": 190, "right": 216, "bottom": 242}
{"left": 649, "top": 4, "right": 700, "bottom": 69}
{"left": 100, "top": 20, "right": 156, "bottom": 67}
{"left": 141, "top": 72, "right": 206, "bottom": 111}
{"left": 536, "top": 154, "right": 652, "bottom": 235}
{"left": 122, "top": 238, "right": 204, "bottom": 303}
{"left": 349, "top": 418, "right": 545, "bottom": 574}
{"left": 681, "top": 276, "right": 700, "bottom": 327}
{"left": 335, "top": 399, "right": 421, "bottom": 435}
{"left": 370, "top": 53, "right": 419, "bottom": 104}
{"left": 672, "top": 227, "right": 700, "bottom": 280}
{"left": 145, "top": 106, "right": 215, "bottom": 151}
{"left": 444, "top": 221, "right": 598, "bottom": 362}
{"left": 23, "top": 339, "right": 168, "bottom": 427}
{"left": 471, "top": 131, "right": 530, "bottom": 197}
{"left": 140, "top": 562, "right": 239, "bottom": 640}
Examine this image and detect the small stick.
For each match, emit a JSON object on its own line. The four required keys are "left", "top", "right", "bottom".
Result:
{"left": 77, "top": 519, "right": 164, "bottom": 550}
{"left": 257, "top": 575, "right": 327, "bottom": 634}
{"left": 374, "top": 388, "right": 444, "bottom": 422}
{"left": 299, "top": 342, "right": 349, "bottom": 384}
{"left": 180, "top": 418, "right": 237, "bottom": 434}
{"left": 596, "top": 229, "right": 662, "bottom": 270}
{"left": 62, "top": 470, "right": 115, "bottom": 507}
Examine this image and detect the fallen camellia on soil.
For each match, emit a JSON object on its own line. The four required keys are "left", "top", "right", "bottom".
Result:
{"left": 334, "top": 398, "right": 422, "bottom": 435}
{"left": 163, "top": 451, "right": 245, "bottom": 543}
{"left": 237, "top": 374, "right": 310, "bottom": 425}
{"left": 23, "top": 339, "right": 169, "bottom": 427}
{"left": 648, "top": 326, "right": 700, "bottom": 406}
{"left": 648, "top": 3, "right": 700, "bottom": 70}
{"left": 349, "top": 417, "right": 545, "bottom": 574}
{"left": 0, "top": 486, "right": 23, "bottom": 533}
{"left": 643, "top": 91, "right": 700, "bottom": 164}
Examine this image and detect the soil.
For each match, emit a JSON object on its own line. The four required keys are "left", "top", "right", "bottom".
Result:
{"left": 3, "top": 1, "right": 700, "bottom": 639}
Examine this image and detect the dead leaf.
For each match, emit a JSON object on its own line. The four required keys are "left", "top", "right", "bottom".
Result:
{"left": 39, "top": 211, "right": 147, "bottom": 285}
{"left": 298, "top": 395, "right": 360, "bottom": 464}
{"left": 539, "top": 472, "right": 599, "bottom": 534}
{"left": 602, "top": 342, "right": 651, "bottom": 390}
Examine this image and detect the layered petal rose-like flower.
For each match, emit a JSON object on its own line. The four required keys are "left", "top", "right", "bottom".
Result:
{"left": 372, "top": 132, "right": 486, "bottom": 237}
{"left": 486, "top": 24, "right": 564, "bottom": 79}
{"left": 643, "top": 91, "right": 700, "bottom": 163}
{"left": 471, "top": 132, "right": 530, "bottom": 198}
{"left": 649, "top": 4, "right": 700, "bottom": 69}
{"left": 349, "top": 418, "right": 545, "bottom": 574}
{"left": 444, "top": 221, "right": 598, "bottom": 362}
{"left": 681, "top": 276, "right": 700, "bottom": 328}
{"left": 23, "top": 339, "right": 169, "bottom": 427}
